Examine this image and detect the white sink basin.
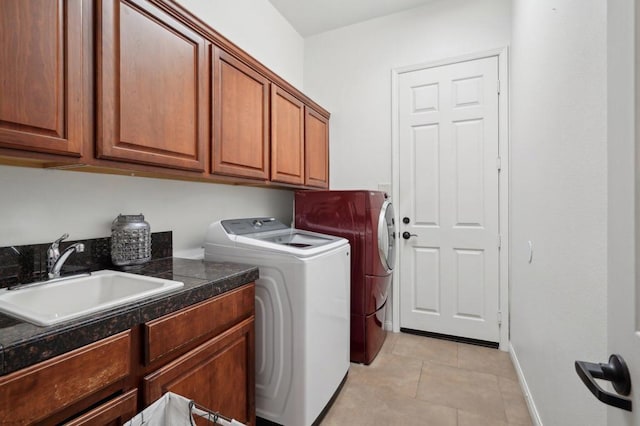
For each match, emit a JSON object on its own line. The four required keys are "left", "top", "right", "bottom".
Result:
{"left": 0, "top": 270, "right": 184, "bottom": 326}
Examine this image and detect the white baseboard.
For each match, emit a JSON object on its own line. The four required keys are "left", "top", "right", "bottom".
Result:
{"left": 509, "top": 343, "right": 543, "bottom": 426}
{"left": 383, "top": 320, "right": 393, "bottom": 331}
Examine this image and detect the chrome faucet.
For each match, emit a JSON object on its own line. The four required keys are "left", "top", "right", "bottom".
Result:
{"left": 47, "top": 234, "right": 85, "bottom": 279}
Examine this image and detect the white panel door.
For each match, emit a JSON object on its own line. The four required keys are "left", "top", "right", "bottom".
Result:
{"left": 398, "top": 56, "right": 500, "bottom": 343}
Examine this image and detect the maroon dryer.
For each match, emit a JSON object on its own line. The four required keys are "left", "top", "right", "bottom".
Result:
{"left": 295, "top": 190, "right": 396, "bottom": 364}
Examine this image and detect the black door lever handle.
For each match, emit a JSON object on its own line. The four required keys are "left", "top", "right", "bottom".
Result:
{"left": 575, "top": 354, "right": 632, "bottom": 411}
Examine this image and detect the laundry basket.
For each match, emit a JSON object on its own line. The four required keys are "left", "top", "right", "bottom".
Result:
{"left": 124, "top": 392, "right": 245, "bottom": 426}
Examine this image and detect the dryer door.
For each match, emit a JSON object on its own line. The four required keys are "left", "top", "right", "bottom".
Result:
{"left": 377, "top": 201, "right": 396, "bottom": 272}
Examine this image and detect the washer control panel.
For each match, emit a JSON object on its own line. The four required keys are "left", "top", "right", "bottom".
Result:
{"left": 221, "top": 217, "right": 289, "bottom": 235}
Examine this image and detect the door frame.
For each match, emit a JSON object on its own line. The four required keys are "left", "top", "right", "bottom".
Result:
{"left": 606, "top": 0, "right": 638, "bottom": 423}
{"left": 390, "top": 47, "right": 510, "bottom": 350}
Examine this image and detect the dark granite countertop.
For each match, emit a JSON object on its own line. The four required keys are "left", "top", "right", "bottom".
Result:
{"left": 0, "top": 257, "right": 259, "bottom": 376}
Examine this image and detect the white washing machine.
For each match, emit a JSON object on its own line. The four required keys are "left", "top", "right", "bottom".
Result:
{"left": 204, "top": 218, "right": 351, "bottom": 426}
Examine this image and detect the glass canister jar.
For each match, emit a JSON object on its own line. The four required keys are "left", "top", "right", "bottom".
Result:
{"left": 111, "top": 214, "right": 151, "bottom": 267}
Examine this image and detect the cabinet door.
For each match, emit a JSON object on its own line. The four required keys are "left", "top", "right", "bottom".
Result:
{"left": 271, "top": 85, "right": 304, "bottom": 185}
{"left": 144, "top": 283, "right": 255, "bottom": 365}
{"left": 305, "top": 107, "right": 330, "bottom": 188}
{"left": 97, "top": 0, "right": 207, "bottom": 171}
{"left": 0, "top": 331, "right": 130, "bottom": 424}
{"left": 0, "top": 0, "right": 84, "bottom": 156}
{"left": 213, "top": 49, "right": 269, "bottom": 180}
{"left": 144, "top": 318, "right": 255, "bottom": 426}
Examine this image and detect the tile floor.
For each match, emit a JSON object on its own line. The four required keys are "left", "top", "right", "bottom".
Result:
{"left": 320, "top": 332, "right": 533, "bottom": 426}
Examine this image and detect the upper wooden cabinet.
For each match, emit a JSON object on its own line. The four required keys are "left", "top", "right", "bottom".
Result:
{"left": 271, "top": 86, "right": 305, "bottom": 185}
{"left": 212, "top": 49, "right": 270, "bottom": 180}
{"left": 0, "top": 0, "right": 329, "bottom": 188}
{"left": 305, "top": 107, "right": 330, "bottom": 188}
{"left": 0, "top": 0, "right": 85, "bottom": 157}
{"left": 96, "top": 0, "right": 207, "bottom": 172}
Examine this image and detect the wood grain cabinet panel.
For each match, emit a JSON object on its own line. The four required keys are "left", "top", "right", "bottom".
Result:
{"left": 64, "top": 389, "right": 138, "bottom": 426}
{"left": 305, "top": 107, "right": 330, "bottom": 188}
{"left": 144, "top": 318, "right": 256, "bottom": 426}
{"left": 144, "top": 283, "right": 255, "bottom": 364}
{"left": 0, "top": 0, "right": 84, "bottom": 156}
{"left": 271, "top": 86, "right": 304, "bottom": 185}
{"left": 212, "top": 49, "right": 270, "bottom": 180}
{"left": 0, "top": 331, "right": 131, "bottom": 424}
{"left": 97, "top": 0, "right": 207, "bottom": 171}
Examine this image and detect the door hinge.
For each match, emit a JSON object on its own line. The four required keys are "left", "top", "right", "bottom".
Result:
{"left": 497, "top": 79, "right": 501, "bottom": 95}
{"left": 496, "top": 157, "right": 502, "bottom": 172}
{"left": 497, "top": 234, "right": 502, "bottom": 248}
{"left": 497, "top": 311, "right": 502, "bottom": 325}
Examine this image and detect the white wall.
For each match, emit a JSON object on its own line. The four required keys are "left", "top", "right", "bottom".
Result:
{"left": 510, "top": 1, "right": 607, "bottom": 424}
{"left": 0, "top": 166, "right": 293, "bottom": 251}
{"left": 0, "top": 0, "right": 303, "bottom": 252}
{"left": 303, "top": 0, "right": 511, "bottom": 189}
{"left": 176, "top": 0, "right": 304, "bottom": 89}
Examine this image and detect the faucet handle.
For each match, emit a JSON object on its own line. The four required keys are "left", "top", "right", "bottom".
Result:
{"left": 51, "top": 233, "right": 69, "bottom": 250}
{"left": 47, "top": 233, "right": 70, "bottom": 272}
{"left": 47, "top": 242, "right": 86, "bottom": 279}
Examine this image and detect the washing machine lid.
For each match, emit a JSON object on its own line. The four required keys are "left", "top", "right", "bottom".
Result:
{"left": 256, "top": 230, "right": 338, "bottom": 248}
{"left": 207, "top": 218, "right": 348, "bottom": 257}
{"left": 221, "top": 217, "right": 289, "bottom": 235}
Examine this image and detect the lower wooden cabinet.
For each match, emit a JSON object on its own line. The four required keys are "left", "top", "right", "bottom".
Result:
{"left": 64, "top": 389, "right": 138, "bottom": 426}
{"left": 144, "top": 283, "right": 255, "bottom": 365}
{"left": 0, "top": 331, "right": 131, "bottom": 424}
{"left": 0, "top": 283, "right": 255, "bottom": 425}
{"left": 144, "top": 318, "right": 255, "bottom": 425}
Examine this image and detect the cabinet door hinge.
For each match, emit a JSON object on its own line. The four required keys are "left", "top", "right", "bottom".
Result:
{"left": 496, "top": 157, "right": 502, "bottom": 172}
{"left": 497, "top": 79, "right": 501, "bottom": 95}
{"left": 497, "top": 234, "right": 502, "bottom": 248}
{"left": 497, "top": 311, "right": 503, "bottom": 325}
